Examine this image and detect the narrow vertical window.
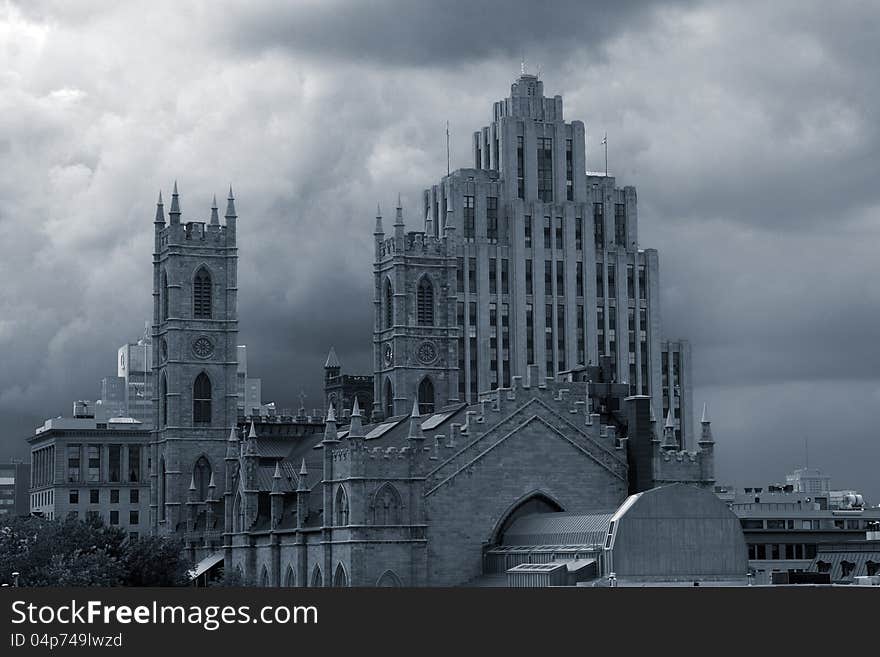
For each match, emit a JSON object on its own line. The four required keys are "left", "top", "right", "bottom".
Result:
{"left": 418, "top": 377, "right": 435, "bottom": 415}
{"left": 489, "top": 258, "right": 497, "bottom": 294}
{"left": 417, "top": 277, "right": 434, "bottom": 326}
{"left": 526, "top": 303, "right": 535, "bottom": 365}
{"left": 486, "top": 196, "right": 498, "bottom": 242}
{"left": 384, "top": 379, "right": 394, "bottom": 419}
{"left": 193, "top": 267, "right": 212, "bottom": 319}
{"left": 161, "top": 270, "right": 169, "bottom": 321}
{"left": 501, "top": 259, "right": 509, "bottom": 294}
{"left": 517, "top": 136, "right": 525, "bottom": 199}
{"left": 566, "top": 139, "right": 574, "bottom": 201}
{"left": 468, "top": 258, "right": 477, "bottom": 294}
{"left": 159, "top": 372, "right": 167, "bottom": 427}
{"left": 526, "top": 259, "right": 533, "bottom": 295}
{"left": 614, "top": 203, "right": 627, "bottom": 246}
{"left": 193, "top": 373, "right": 212, "bottom": 424}
{"left": 537, "top": 137, "right": 553, "bottom": 202}
{"left": 464, "top": 195, "right": 475, "bottom": 241}
{"left": 593, "top": 203, "right": 604, "bottom": 249}
{"left": 384, "top": 279, "right": 393, "bottom": 328}
{"left": 524, "top": 215, "right": 532, "bottom": 248}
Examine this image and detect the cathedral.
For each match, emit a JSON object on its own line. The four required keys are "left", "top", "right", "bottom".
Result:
{"left": 155, "top": 74, "right": 743, "bottom": 587}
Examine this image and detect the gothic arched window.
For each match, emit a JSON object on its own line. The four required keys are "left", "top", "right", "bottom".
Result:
{"left": 372, "top": 483, "right": 403, "bottom": 525}
{"left": 417, "top": 276, "right": 434, "bottom": 326}
{"left": 159, "top": 371, "right": 167, "bottom": 427}
{"left": 193, "top": 373, "right": 212, "bottom": 424}
{"left": 333, "top": 563, "right": 349, "bottom": 587}
{"left": 193, "top": 267, "right": 212, "bottom": 319}
{"left": 311, "top": 565, "right": 322, "bottom": 587}
{"left": 384, "top": 279, "right": 393, "bottom": 328}
{"left": 418, "top": 377, "right": 435, "bottom": 415}
{"left": 284, "top": 565, "right": 295, "bottom": 587}
{"left": 384, "top": 378, "right": 393, "bottom": 419}
{"left": 193, "top": 456, "right": 211, "bottom": 501}
{"left": 161, "top": 270, "right": 169, "bottom": 321}
{"left": 159, "top": 458, "right": 166, "bottom": 521}
{"left": 334, "top": 486, "right": 349, "bottom": 526}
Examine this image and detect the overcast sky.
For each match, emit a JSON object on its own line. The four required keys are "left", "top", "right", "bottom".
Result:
{"left": 1, "top": 0, "right": 878, "bottom": 498}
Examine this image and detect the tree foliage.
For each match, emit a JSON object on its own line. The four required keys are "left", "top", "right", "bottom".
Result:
{"left": 0, "top": 515, "right": 191, "bottom": 587}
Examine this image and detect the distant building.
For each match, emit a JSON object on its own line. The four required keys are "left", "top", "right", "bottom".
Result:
{"left": 660, "top": 339, "right": 692, "bottom": 449}
{"left": 0, "top": 461, "right": 30, "bottom": 520}
{"left": 721, "top": 482, "right": 880, "bottom": 585}
{"left": 28, "top": 404, "right": 150, "bottom": 537}
{"left": 117, "top": 332, "right": 154, "bottom": 428}
{"left": 236, "top": 345, "right": 264, "bottom": 416}
{"left": 786, "top": 467, "right": 831, "bottom": 494}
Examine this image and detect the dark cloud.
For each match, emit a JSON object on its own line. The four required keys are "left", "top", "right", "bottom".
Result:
{"left": 1, "top": 0, "right": 879, "bottom": 500}
{"left": 222, "top": 0, "right": 698, "bottom": 67}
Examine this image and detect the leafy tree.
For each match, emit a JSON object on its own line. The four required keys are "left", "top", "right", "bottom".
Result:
{"left": 0, "top": 515, "right": 192, "bottom": 587}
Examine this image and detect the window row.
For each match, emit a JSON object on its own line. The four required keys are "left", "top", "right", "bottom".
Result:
{"left": 159, "top": 266, "right": 214, "bottom": 321}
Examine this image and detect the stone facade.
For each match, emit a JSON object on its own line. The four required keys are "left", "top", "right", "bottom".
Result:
{"left": 150, "top": 185, "right": 240, "bottom": 546}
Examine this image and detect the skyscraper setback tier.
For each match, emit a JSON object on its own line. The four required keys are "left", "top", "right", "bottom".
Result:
{"left": 373, "top": 73, "right": 686, "bottom": 444}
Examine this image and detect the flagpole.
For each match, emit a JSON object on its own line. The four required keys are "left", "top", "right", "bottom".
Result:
{"left": 446, "top": 121, "right": 450, "bottom": 176}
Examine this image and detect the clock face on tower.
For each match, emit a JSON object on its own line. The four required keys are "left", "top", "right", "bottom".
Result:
{"left": 192, "top": 336, "right": 215, "bottom": 359}
{"left": 383, "top": 343, "right": 394, "bottom": 366}
{"left": 417, "top": 341, "right": 437, "bottom": 364}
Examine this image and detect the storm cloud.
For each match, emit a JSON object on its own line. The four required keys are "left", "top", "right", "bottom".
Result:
{"left": 1, "top": 0, "right": 878, "bottom": 498}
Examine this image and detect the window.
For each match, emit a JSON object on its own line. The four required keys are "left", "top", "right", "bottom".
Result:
{"left": 490, "top": 303, "right": 498, "bottom": 387}
{"left": 489, "top": 258, "right": 497, "bottom": 294}
{"left": 638, "top": 265, "right": 647, "bottom": 299}
{"left": 372, "top": 484, "right": 402, "bottom": 525}
{"left": 129, "top": 510, "right": 139, "bottom": 525}
{"left": 565, "top": 139, "right": 573, "bottom": 201}
{"left": 557, "top": 304, "right": 566, "bottom": 372}
{"left": 501, "top": 259, "right": 509, "bottom": 294}
{"left": 501, "top": 303, "right": 510, "bottom": 387}
{"left": 384, "top": 279, "right": 393, "bottom": 328}
{"left": 517, "top": 136, "right": 525, "bottom": 199}
{"left": 110, "top": 510, "right": 119, "bottom": 525}
{"left": 614, "top": 203, "right": 626, "bottom": 246}
{"left": 543, "top": 216, "right": 551, "bottom": 248}
{"left": 468, "top": 258, "right": 477, "bottom": 294}
{"left": 417, "top": 277, "right": 434, "bottom": 326}
{"left": 110, "top": 489, "right": 119, "bottom": 504}
{"left": 334, "top": 486, "right": 349, "bottom": 526}
{"left": 456, "top": 258, "right": 464, "bottom": 294}
{"left": 418, "top": 377, "right": 435, "bottom": 415}
{"left": 524, "top": 215, "right": 532, "bottom": 248}
{"left": 67, "top": 444, "right": 81, "bottom": 482}
{"left": 384, "top": 379, "right": 393, "bottom": 419}
{"left": 128, "top": 445, "right": 141, "bottom": 482}
{"left": 555, "top": 217, "right": 563, "bottom": 250}
{"left": 526, "top": 303, "right": 534, "bottom": 364}
{"left": 556, "top": 261, "right": 564, "bottom": 296}
{"left": 463, "top": 195, "right": 475, "bottom": 241}
{"left": 576, "top": 261, "right": 584, "bottom": 297}
{"left": 69, "top": 490, "right": 79, "bottom": 505}
{"left": 537, "top": 137, "right": 553, "bottom": 202}
{"left": 575, "top": 217, "right": 583, "bottom": 251}
{"left": 159, "top": 372, "right": 167, "bottom": 428}
{"left": 545, "top": 304, "right": 554, "bottom": 375}
{"left": 593, "top": 203, "right": 605, "bottom": 250}
{"left": 577, "top": 304, "right": 585, "bottom": 365}
{"left": 526, "top": 260, "right": 533, "bottom": 295}
{"left": 193, "top": 456, "right": 211, "bottom": 501}
{"left": 596, "top": 263, "right": 604, "bottom": 298}
{"left": 109, "top": 445, "right": 121, "bottom": 483}
{"left": 607, "top": 264, "right": 616, "bottom": 297}
{"left": 487, "top": 196, "right": 498, "bottom": 242}
{"left": 161, "top": 270, "right": 169, "bottom": 321}
{"left": 544, "top": 261, "right": 552, "bottom": 296}
{"left": 193, "top": 373, "right": 212, "bottom": 424}
{"left": 627, "top": 264, "right": 635, "bottom": 299}
{"left": 87, "top": 445, "right": 100, "bottom": 482}
{"left": 90, "top": 489, "right": 99, "bottom": 504}
{"left": 193, "top": 267, "right": 212, "bottom": 319}
{"left": 130, "top": 488, "right": 139, "bottom": 504}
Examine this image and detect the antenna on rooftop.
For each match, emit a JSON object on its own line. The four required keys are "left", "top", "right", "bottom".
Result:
{"left": 446, "top": 120, "right": 450, "bottom": 176}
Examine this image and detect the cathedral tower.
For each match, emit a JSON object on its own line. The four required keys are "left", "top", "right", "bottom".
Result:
{"left": 151, "top": 184, "right": 239, "bottom": 536}
{"left": 372, "top": 199, "right": 460, "bottom": 420}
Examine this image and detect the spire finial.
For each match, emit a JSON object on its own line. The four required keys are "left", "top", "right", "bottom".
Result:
{"left": 299, "top": 458, "right": 308, "bottom": 476}
{"left": 228, "top": 425, "right": 238, "bottom": 442}
{"left": 248, "top": 419, "right": 257, "bottom": 439}
{"left": 352, "top": 396, "right": 361, "bottom": 417}
{"left": 169, "top": 181, "right": 181, "bottom": 221}
{"left": 208, "top": 472, "right": 216, "bottom": 488}
{"left": 324, "top": 346, "right": 340, "bottom": 369}
{"left": 210, "top": 194, "right": 219, "bottom": 225}
{"left": 225, "top": 185, "right": 237, "bottom": 219}
{"left": 701, "top": 402, "right": 710, "bottom": 424}
{"left": 411, "top": 398, "right": 420, "bottom": 419}
{"left": 397, "top": 193, "right": 402, "bottom": 209}
{"left": 155, "top": 191, "right": 165, "bottom": 223}
{"left": 665, "top": 408, "right": 675, "bottom": 429}
{"left": 189, "top": 474, "right": 196, "bottom": 491}
{"left": 273, "top": 462, "right": 281, "bottom": 479}
{"left": 408, "top": 398, "right": 424, "bottom": 440}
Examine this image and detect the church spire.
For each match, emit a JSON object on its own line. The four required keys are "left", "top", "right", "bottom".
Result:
{"left": 210, "top": 194, "right": 219, "bottom": 225}
{"left": 349, "top": 397, "right": 364, "bottom": 438}
{"left": 225, "top": 186, "right": 237, "bottom": 219}
{"left": 169, "top": 181, "right": 181, "bottom": 224}
{"left": 662, "top": 409, "right": 678, "bottom": 451}
{"left": 374, "top": 203, "right": 384, "bottom": 235}
{"left": 699, "top": 402, "right": 714, "bottom": 445}
{"left": 408, "top": 398, "right": 424, "bottom": 440}
{"left": 155, "top": 191, "right": 165, "bottom": 224}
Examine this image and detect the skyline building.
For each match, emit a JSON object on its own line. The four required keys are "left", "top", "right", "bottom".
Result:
{"left": 371, "top": 73, "right": 691, "bottom": 445}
